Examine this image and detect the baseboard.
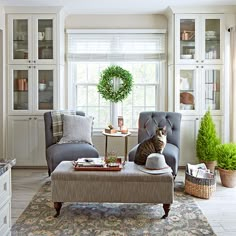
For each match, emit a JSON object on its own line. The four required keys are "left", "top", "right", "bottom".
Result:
{"left": 12, "top": 166, "right": 48, "bottom": 169}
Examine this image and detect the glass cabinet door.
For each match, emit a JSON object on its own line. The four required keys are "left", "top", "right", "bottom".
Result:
{"left": 204, "top": 18, "right": 221, "bottom": 60}
{"left": 36, "top": 67, "right": 54, "bottom": 111}
{"left": 175, "top": 15, "right": 199, "bottom": 63}
{"left": 8, "top": 15, "right": 56, "bottom": 64}
{"left": 179, "top": 19, "right": 196, "bottom": 60}
{"left": 176, "top": 66, "right": 198, "bottom": 114}
{"left": 202, "top": 66, "right": 222, "bottom": 114}
{"left": 37, "top": 19, "right": 54, "bottom": 61}
{"left": 13, "top": 69, "right": 30, "bottom": 111}
{"left": 10, "top": 17, "right": 31, "bottom": 63}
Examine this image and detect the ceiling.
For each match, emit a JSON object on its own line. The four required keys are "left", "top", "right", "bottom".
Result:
{"left": 0, "top": 0, "right": 236, "bottom": 14}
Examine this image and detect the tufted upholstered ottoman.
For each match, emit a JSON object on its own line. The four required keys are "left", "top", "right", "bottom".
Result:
{"left": 51, "top": 161, "right": 174, "bottom": 218}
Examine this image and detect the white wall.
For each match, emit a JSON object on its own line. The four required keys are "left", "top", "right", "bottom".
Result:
{"left": 65, "top": 14, "right": 167, "bottom": 157}
{"left": 0, "top": 6, "right": 5, "bottom": 158}
{"left": 65, "top": 14, "right": 167, "bottom": 29}
{"left": 0, "top": 6, "right": 4, "bottom": 29}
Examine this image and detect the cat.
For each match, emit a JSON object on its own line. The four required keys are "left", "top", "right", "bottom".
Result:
{"left": 134, "top": 126, "right": 167, "bottom": 165}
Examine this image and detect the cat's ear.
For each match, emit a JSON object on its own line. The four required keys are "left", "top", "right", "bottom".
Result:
{"left": 162, "top": 126, "right": 167, "bottom": 135}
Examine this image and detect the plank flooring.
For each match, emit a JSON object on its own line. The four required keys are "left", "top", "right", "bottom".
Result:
{"left": 11, "top": 168, "right": 236, "bottom": 236}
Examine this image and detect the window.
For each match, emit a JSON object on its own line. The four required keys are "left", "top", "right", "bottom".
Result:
{"left": 67, "top": 30, "right": 166, "bottom": 130}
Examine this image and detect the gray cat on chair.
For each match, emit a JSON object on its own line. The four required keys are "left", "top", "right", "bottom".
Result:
{"left": 129, "top": 111, "right": 182, "bottom": 177}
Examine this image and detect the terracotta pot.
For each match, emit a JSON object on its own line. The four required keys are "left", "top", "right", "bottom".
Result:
{"left": 200, "top": 160, "right": 217, "bottom": 173}
{"left": 218, "top": 167, "right": 236, "bottom": 188}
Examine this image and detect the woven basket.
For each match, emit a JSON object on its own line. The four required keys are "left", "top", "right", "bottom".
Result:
{"left": 185, "top": 172, "right": 216, "bottom": 199}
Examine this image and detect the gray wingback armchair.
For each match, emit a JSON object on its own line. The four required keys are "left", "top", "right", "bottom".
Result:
{"left": 44, "top": 111, "right": 99, "bottom": 175}
{"left": 128, "top": 111, "right": 182, "bottom": 176}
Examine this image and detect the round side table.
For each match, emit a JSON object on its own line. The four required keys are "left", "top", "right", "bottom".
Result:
{"left": 102, "top": 131, "right": 131, "bottom": 161}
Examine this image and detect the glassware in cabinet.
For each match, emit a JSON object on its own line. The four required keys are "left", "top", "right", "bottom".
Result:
{"left": 13, "top": 19, "right": 29, "bottom": 60}
{"left": 178, "top": 69, "right": 196, "bottom": 111}
{"left": 37, "top": 19, "right": 53, "bottom": 60}
{"left": 13, "top": 69, "right": 29, "bottom": 111}
{"left": 180, "top": 19, "right": 196, "bottom": 60}
{"left": 37, "top": 69, "right": 54, "bottom": 110}
{"left": 204, "top": 19, "right": 220, "bottom": 60}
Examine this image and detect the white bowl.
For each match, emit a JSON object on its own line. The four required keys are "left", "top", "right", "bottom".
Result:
{"left": 183, "top": 104, "right": 194, "bottom": 110}
{"left": 180, "top": 54, "right": 192, "bottom": 59}
{"left": 39, "top": 83, "right": 46, "bottom": 91}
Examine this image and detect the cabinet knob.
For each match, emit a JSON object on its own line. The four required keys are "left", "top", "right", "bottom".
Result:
{"left": 33, "top": 66, "right": 36, "bottom": 68}
{"left": 28, "top": 66, "right": 31, "bottom": 68}
{"left": 34, "top": 60, "right": 36, "bottom": 63}
{"left": 196, "top": 118, "right": 199, "bottom": 120}
{"left": 196, "top": 60, "right": 199, "bottom": 63}
{"left": 196, "top": 66, "right": 199, "bottom": 68}
{"left": 34, "top": 117, "right": 37, "bottom": 120}
{"left": 201, "top": 66, "right": 204, "bottom": 68}
{"left": 28, "top": 60, "right": 31, "bottom": 63}
{"left": 29, "top": 117, "right": 32, "bottom": 120}
{"left": 201, "top": 60, "right": 204, "bottom": 63}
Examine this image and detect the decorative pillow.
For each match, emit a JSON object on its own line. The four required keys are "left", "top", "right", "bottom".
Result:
{"left": 58, "top": 115, "right": 93, "bottom": 145}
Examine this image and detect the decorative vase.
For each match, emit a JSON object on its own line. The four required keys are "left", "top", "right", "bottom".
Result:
{"left": 200, "top": 160, "right": 217, "bottom": 173}
{"left": 218, "top": 168, "right": 236, "bottom": 188}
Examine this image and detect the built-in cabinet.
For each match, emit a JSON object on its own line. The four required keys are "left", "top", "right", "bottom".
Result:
{"left": 175, "top": 14, "right": 224, "bottom": 65}
{"left": 8, "top": 64, "right": 56, "bottom": 115}
{"left": 6, "top": 10, "right": 64, "bottom": 166}
{"left": 0, "top": 168, "right": 11, "bottom": 236}
{"left": 171, "top": 13, "right": 227, "bottom": 165}
{"left": 7, "top": 116, "right": 46, "bottom": 166}
{"left": 8, "top": 14, "right": 56, "bottom": 65}
{"left": 175, "top": 64, "right": 223, "bottom": 115}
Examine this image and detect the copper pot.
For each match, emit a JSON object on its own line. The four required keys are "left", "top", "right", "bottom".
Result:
{"left": 17, "top": 79, "right": 25, "bottom": 91}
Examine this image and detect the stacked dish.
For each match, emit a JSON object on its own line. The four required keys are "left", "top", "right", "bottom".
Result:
{"left": 180, "top": 54, "right": 192, "bottom": 59}
{"left": 205, "top": 31, "right": 217, "bottom": 40}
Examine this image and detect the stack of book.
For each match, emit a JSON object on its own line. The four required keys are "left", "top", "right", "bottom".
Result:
{"left": 75, "top": 158, "right": 105, "bottom": 167}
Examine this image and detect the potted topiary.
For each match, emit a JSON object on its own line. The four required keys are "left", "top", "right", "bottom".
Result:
{"left": 216, "top": 143, "right": 236, "bottom": 188}
{"left": 196, "top": 110, "right": 220, "bottom": 172}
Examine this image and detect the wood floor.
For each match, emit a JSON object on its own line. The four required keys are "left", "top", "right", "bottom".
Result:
{"left": 11, "top": 168, "right": 236, "bottom": 236}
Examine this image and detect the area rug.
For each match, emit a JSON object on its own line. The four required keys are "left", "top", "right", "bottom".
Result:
{"left": 11, "top": 181, "right": 216, "bottom": 236}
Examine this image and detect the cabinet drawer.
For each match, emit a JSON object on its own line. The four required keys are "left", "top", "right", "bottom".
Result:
{"left": 0, "top": 202, "right": 11, "bottom": 236}
{"left": 0, "top": 170, "right": 11, "bottom": 209}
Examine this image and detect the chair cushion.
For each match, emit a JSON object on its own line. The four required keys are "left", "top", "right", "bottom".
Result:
{"left": 47, "top": 143, "right": 99, "bottom": 173}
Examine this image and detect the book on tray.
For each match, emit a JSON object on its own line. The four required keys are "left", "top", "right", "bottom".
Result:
{"left": 75, "top": 158, "right": 105, "bottom": 167}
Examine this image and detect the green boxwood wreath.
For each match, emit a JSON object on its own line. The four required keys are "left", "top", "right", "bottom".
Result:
{"left": 97, "top": 65, "right": 133, "bottom": 103}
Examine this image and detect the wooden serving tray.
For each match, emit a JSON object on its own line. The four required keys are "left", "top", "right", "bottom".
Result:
{"left": 74, "top": 165, "right": 122, "bottom": 171}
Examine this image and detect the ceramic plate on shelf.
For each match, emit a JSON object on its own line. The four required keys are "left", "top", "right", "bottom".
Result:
{"left": 206, "top": 35, "right": 217, "bottom": 40}
{"left": 180, "top": 54, "right": 192, "bottom": 59}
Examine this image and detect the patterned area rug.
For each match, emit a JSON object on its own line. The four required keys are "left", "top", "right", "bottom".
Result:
{"left": 12, "top": 181, "right": 216, "bottom": 236}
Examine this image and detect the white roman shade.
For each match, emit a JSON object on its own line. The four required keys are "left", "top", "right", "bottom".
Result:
{"left": 66, "top": 31, "right": 166, "bottom": 62}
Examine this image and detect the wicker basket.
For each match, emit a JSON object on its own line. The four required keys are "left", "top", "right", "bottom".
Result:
{"left": 185, "top": 171, "right": 216, "bottom": 199}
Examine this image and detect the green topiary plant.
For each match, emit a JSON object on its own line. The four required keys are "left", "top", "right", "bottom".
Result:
{"left": 196, "top": 110, "right": 220, "bottom": 162}
{"left": 216, "top": 143, "right": 236, "bottom": 170}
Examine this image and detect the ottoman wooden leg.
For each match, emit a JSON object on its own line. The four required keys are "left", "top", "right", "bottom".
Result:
{"left": 54, "top": 202, "right": 62, "bottom": 217}
{"left": 161, "top": 204, "right": 171, "bottom": 219}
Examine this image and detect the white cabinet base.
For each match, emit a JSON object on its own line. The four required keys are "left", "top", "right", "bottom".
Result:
{"left": 0, "top": 169, "right": 11, "bottom": 236}
{"left": 7, "top": 116, "right": 46, "bottom": 166}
